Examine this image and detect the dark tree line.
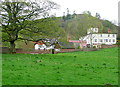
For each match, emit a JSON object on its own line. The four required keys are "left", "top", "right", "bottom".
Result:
{"left": 62, "top": 8, "right": 76, "bottom": 21}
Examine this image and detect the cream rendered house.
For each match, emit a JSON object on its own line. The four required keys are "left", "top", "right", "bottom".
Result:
{"left": 79, "top": 28, "right": 117, "bottom": 48}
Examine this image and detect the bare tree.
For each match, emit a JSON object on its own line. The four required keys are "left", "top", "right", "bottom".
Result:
{"left": 0, "top": 0, "right": 59, "bottom": 53}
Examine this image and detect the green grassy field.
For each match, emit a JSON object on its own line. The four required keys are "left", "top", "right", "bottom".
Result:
{"left": 2, "top": 48, "right": 118, "bottom": 85}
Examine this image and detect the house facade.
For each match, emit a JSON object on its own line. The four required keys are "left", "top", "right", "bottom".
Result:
{"left": 79, "top": 28, "right": 117, "bottom": 48}
{"left": 81, "top": 34, "right": 117, "bottom": 47}
{"left": 34, "top": 40, "right": 48, "bottom": 50}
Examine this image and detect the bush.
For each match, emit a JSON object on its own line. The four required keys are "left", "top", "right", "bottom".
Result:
{"left": 93, "top": 46, "right": 96, "bottom": 48}
{"left": 77, "top": 46, "right": 80, "bottom": 49}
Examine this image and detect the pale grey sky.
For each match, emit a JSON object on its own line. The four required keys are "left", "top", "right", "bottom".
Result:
{"left": 51, "top": 0, "right": 119, "bottom": 25}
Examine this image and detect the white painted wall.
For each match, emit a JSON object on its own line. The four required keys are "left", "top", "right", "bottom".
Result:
{"left": 80, "top": 34, "right": 117, "bottom": 45}
{"left": 35, "top": 44, "right": 47, "bottom": 50}
{"left": 35, "top": 44, "right": 39, "bottom": 50}
{"left": 46, "top": 45, "right": 54, "bottom": 50}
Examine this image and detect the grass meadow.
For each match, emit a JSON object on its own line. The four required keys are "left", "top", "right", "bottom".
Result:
{"left": 2, "top": 47, "right": 118, "bottom": 85}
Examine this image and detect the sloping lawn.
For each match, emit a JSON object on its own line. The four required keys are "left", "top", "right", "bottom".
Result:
{"left": 2, "top": 48, "right": 118, "bottom": 85}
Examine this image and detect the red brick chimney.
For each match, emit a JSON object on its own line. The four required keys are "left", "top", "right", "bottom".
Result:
{"left": 108, "top": 28, "right": 111, "bottom": 33}
{"left": 67, "top": 32, "right": 70, "bottom": 41}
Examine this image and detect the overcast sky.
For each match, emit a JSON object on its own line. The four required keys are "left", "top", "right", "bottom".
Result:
{"left": 51, "top": 0, "right": 119, "bottom": 25}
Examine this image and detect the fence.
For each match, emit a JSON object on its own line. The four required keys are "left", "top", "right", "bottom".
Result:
{"left": 1, "top": 45, "right": 118, "bottom": 54}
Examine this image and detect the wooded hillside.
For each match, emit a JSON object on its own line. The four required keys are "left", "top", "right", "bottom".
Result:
{"left": 2, "top": 13, "right": 118, "bottom": 48}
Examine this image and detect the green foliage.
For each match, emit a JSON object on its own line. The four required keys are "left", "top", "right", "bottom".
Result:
{"left": 76, "top": 46, "right": 80, "bottom": 49}
{"left": 2, "top": 42, "right": 10, "bottom": 47}
{"left": 2, "top": 48, "right": 118, "bottom": 85}
{"left": 11, "top": 13, "right": 118, "bottom": 48}
{"left": 1, "top": 0, "right": 59, "bottom": 53}
{"left": 1, "top": 3, "right": 118, "bottom": 50}
{"left": 62, "top": 8, "right": 76, "bottom": 21}
{"left": 95, "top": 13, "right": 101, "bottom": 19}
{"left": 19, "top": 17, "right": 66, "bottom": 41}
{"left": 83, "top": 11, "right": 92, "bottom": 16}
{"left": 93, "top": 46, "right": 96, "bottom": 48}
{"left": 62, "top": 14, "right": 104, "bottom": 40}
{"left": 102, "top": 20, "right": 118, "bottom": 33}
{"left": 61, "top": 13, "right": 118, "bottom": 40}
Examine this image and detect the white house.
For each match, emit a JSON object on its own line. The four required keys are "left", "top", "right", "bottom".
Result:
{"left": 34, "top": 41, "right": 54, "bottom": 50}
{"left": 34, "top": 38, "right": 61, "bottom": 51}
{"left": 82, "top": 34, "right": 117, "bottom": 45}
{"left": 35, "top": 44, "right": 47, "bottom": 50}
{"left": 79, "top": 28, "right": 117, "bottom": 48}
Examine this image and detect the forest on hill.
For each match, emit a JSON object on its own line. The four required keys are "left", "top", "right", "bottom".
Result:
{"left": 1, "top": 1, "right": 118, "bottom": 53}
{"left": 60, "top": 12, "right": 118, "bottom": 40}
{"left": 2, "top": 11, "right": 118, "bottom": 48}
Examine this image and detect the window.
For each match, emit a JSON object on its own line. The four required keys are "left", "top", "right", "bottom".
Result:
{"left": 94, "top": 39, "right": 97, "bottom": 42}
{"left": 108, "top": 34, "right": 110, "bottom": 37}
{"left": 106, "top": 39, "right": 108, "bottom": 42}
{"left": 39, "top": 45, "right": 42, "bottom": 48}
{"left": 100, "top": 39, "right": 103, "bottom": 42}
{"left": 100, "top": 34, "right": 102, "bottom": 37}
{"left": 113, "top": 39, "right": 115, "bottom": 42}
{"left": 104, "top": 39, "right": 108, "bottom": 42}
{"left": 109, "top": 39, "right": 111, "bottom": 42}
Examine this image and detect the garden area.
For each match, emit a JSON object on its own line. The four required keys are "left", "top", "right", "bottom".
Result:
{"left": 2, "top": 47, "right": 118, "bottom": 85}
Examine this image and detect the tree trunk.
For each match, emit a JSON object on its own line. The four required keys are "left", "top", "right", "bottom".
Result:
{"left": 10, "top": 41, "right": 16, "bottom": 54}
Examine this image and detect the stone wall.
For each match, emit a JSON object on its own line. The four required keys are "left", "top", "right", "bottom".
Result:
{"left": 101, "top": 45, "right": 118, "bottom": 48}
{"left": 0, "top": 47, "right": 10, "bottom": 53}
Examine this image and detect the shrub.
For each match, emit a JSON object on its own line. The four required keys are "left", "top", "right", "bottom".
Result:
{"left": 93, "top": 46, "right": 96, "bottom": 48}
